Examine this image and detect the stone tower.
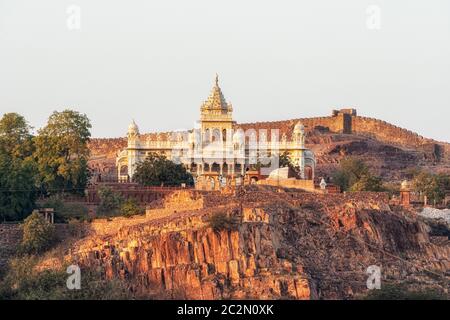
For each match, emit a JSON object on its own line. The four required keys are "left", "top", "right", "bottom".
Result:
{"left": 292, "top": 121, "right": 306, "bottom": 179}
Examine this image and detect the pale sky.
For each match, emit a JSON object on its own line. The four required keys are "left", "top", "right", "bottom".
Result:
{"left": 0, "top": 0, "right": 449, "bottom": 141}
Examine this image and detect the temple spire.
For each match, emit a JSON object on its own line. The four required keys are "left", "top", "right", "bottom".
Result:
{"left": 200, "top": 74, "right": 231, "bottom": 113}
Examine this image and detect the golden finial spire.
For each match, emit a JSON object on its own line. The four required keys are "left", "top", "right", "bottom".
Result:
{"left": 215, "top": 73, "right": 219, "bottom": 86}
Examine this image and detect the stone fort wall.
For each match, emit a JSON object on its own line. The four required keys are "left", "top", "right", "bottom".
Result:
{"left": 238, "top": 110, "right": 448, "bottom": 160}
{"left": 88, "top": 110, "right": 449, "bottom": 163}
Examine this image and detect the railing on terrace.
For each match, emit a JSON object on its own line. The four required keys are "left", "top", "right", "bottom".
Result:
{"left": 88, "top": 183, "right": 194, "bottom": 191}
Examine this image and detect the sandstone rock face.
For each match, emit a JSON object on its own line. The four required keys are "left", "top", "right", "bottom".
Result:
{"left": 67, "top": 188, "right": 449, "bottom": 299}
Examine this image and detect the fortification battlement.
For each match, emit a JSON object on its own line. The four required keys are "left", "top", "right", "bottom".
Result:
{"left": 89, "top": 108, "right": 449, "bottom": 160}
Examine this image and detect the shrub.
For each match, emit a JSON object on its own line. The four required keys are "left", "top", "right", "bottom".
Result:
{"left": 332, "top": 158, "right": 384, "bottom": 192}
{"left": 20, "top": 212, "right": 56, "bottom": 254}
{"left": 207, "top": 212, "right": 239, "bottom": 232}
{"left": 364, "top": 283, "right": 447, "bottom": 300}
{"left": 349, "top": 174, "right": 385, "bottom": 192}
{"left": 120, "top": 199, "right": 143, "bottom": 218}
{"left": 0, "top": 256, "right": 132, "bottom": 300}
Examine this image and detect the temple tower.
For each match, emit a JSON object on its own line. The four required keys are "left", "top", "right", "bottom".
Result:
{"left": 292, "top": 121, "right": 306, "bottom": 178}
{"left": 200, "top": 74, "right": 235, "bottom": 144}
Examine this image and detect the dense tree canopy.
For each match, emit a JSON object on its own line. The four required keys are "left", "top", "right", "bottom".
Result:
{"left": 412, "top": 171, "right": 449, "bottom": 204}
{"left": 97, "top": 186, "right": 124, "bottom": 215}
{"left": 333, "top": 158, "right": 384, "bottom": 192}
{"left": 133, "top": 153, "right": 194, "bottom": 187}
{"left": 0, "top": 113, "right": 37, "bottom": 221}
{"left": 0, "top": 110, "right": 92, "bottom": 220}
{"left": 33, "top": 110, "right": 91, "bottom": 194}
{"left": 0, "top": 113, "right": 34, "bottom": 158}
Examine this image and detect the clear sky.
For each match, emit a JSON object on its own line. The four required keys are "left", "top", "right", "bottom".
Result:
{"left": 1, "top": 0, "right": 449, "bottom": 141}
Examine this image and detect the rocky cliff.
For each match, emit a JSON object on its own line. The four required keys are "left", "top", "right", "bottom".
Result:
{"left": 64, "top": 188, "right": 449, "bottom": 299}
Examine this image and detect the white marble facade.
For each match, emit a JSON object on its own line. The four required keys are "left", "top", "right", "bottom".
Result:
{"left": 116, "top": 75, "right": 315, "bottom": 183}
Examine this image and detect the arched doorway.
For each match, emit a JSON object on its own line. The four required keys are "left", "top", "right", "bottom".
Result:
{"left": 212, "top": 128, "right": 221, "bottom": 143}
{"left": 211, "top": 163, "right": 220, "bottom": 173}
{"left": 304, "top": 166, "right": 313, "bottom": 180}
{"left": 222, "top": 162, "right": 228, "bottom": 175}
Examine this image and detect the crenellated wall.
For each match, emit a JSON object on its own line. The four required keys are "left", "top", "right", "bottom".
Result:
{"left": 88, "top": 110, "right": 450, "bottom": 174}
{"left": 351, "top": 116, "right": 432, "bottom": 147}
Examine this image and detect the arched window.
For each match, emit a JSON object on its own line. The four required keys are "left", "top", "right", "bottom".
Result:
{"left": 120, "top": 165, "right": 128, "bottom": 176}
{"left": 212, "top": 128, "right": 221, "bottom": 143}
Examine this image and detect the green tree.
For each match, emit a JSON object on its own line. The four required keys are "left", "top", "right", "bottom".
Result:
{"left": 0, "top": 113, "right": 34, "bottom": 158}
{"left": 349, "top": 174, "right": 384, "bottom": 192}
{"left": 0, "top": 157, "right": 37, "bottom": 221}
{"left": 276, "top": 151, "right": 300, "bottom": 176}
{"left": 333, "top": 158, "right": 384, "bottom": 192}
{"left": 0, "top": 113, "right": 37, "bottom": 221}
{"left": 120, "top": 198, "right": 142, "bottom": 217}
{"left": 97, "top": 186, "right": 124, "bottom": 215}
{"left": 278, "top": 151, "right": 292, "bottom": 168}
{"left": 21, "top": 212, "right": 56, "bottom": 254}
{"left": 133, "top": 153, "right": 194, "bottom": 187}
{"left": 412, "top": 171, "right": 446, "bottom": 204}
{"left": 33, "top": 110, "right": 91, "bottom": 194}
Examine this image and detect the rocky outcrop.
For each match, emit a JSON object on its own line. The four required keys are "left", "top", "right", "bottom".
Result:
{"left": 66, "top": 188, "right": 449, "bottom": 299}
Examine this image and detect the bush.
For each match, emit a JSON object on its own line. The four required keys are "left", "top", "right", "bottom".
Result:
{"left": 207, "top": 212, "right": 239, "bottom": 232}
{"left": 120, "top": 199, "right": 143, "bottom": 218}
{"left": 40, "top": 195, "right": 89, "bottom": 222}
{"left": 20, "top": 212, "right": 56, "bottom": 254}
{"left": 364, "top": 283, "right": 447, "bottom": 300}
{"left": 0, "top": 256, "right": 132, "bottom": 300}
{"left": 349, "top": 174, "right": 385, "bottom": 192}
